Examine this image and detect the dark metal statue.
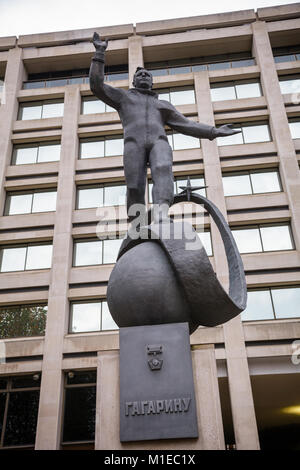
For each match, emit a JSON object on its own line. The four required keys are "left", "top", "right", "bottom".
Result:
{"left": 90, "top": 33, "right": 240, "bottom": 222}
{"left": 89, "top": 33, "right": 247, "bottom": 333}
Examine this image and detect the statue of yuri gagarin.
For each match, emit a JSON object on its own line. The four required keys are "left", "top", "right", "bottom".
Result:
{"left": 89, "top": 33, "right": 240, "bottom": 223}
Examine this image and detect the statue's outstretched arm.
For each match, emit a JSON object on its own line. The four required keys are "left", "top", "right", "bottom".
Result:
{"left": 89, "top": 33, "right": 125, "bottom": 110}
{"left": 164, "top": 101, "right": 241, "bottom": 140}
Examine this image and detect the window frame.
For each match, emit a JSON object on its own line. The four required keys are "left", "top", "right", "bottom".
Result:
{"left": 61, "top": 369, "right": 96, "bottom": 446}
{"left": 76, "top": 182, "right": 126, "bottom": 210}
{"left": 217, "top": 121, "right": 272, "bottom": 146}
{"left": 167, "top": 129, "right": 201, "bottom": 150}
{"left": 18, "top": 99, "right": 64, "bottom": 121}
{"left": 76, "top": 184, "right": 104, "bottom": 210}
{"left": 154, "top": 85, "right": 196, "bottom": 105}
{"left": 81, "top": 96, "right": 115, "bottom": 115}
{"left": 73, "top": 238, "right": 103, "bottom": 267}
{"left": 241, "top": 122, "right": 271, "bottom": 144}
{"left": 146, "top": 55, "right": 255, "bottom": 76}
{"left": 69, "top": 299, "right": 118, "bottom": 334}
{"left": 222, "top": 169, "right": 282, "bottom": 197}
{"left": 278, "top": 74, "right": 300, "bottom": 95}
{"left": 0, "top": 242, "right": 53, "bottom": 273}
{"left": 79, "top": 135, "right": 124, "bottom": 159}
{"left": 242, "top": 285, "right": 300, "bottom": 322}
{"left": 11, "top": 141, "right": 61, "bottom": 165}
{"left": 210, "top": 79, "right": 262, "bottom": 101}
{"left": 4, "top": 188, "right": 57, "bottom": 216}
{"left": 0, "top": 303, "right": 48, "bottom": 339}
{"left": 0, "top": 374, "right": 41, "bottom": 449}
{"left": 274, "top": 53, "right": 300, "bottom": 64}
{"left": 148, "top": 174, "right": 206, "bottom": 204}
{"left": 231, "top": 223, "right": 294, "bottom": 255}
{"left": 194, "top": 228, "right": 213, "bottom": 257}
{"left": 69, "top": 300, "right": 102, "bottom": 334}
{"left": 288, "top": 118, "right": 300, "bottom": 140}
{"left": 73, "top": 237, "right": 124, "bottom": 267}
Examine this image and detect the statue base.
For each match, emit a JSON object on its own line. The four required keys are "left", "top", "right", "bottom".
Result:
{"left": 119, "top": 322, "right": 198, "bottom": 442}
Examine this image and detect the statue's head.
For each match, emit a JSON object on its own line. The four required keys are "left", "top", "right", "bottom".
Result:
{"left": 133, "top": 67, "right": 153, "bottom": 90}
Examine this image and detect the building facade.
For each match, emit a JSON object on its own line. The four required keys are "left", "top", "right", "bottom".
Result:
{"left": 0, "top": 3, "right": 300, "bottom": 450}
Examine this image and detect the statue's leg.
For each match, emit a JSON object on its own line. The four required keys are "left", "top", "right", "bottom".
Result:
{"left": 149, "top": 139, "right": 174, "bottom": 222}
{"left": 123, "top": 140, "right": 147, "bottom": 224}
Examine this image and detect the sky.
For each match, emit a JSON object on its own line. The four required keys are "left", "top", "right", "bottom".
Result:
{"left": 0, "top": 0, "right": 299, "bottom": 38}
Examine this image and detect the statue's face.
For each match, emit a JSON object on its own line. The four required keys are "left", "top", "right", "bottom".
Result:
{"left": 133, "top": 69, "right": 153, "bottom": 89}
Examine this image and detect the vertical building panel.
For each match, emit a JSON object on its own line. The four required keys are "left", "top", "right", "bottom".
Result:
{"left": 35, "top": 85, "right": 80, "bottom": 450}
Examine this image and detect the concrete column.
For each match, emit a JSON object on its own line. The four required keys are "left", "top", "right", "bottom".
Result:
{"left": 128, "top": 35, "right": 144, "bottom": 87}
{"left": 194, "top": 72, "right": 260, "bottom": 450}
{"left": 194, "top": 72, "right": 229, "bottom": 286}
{"left": 0, "top": 47, "right": 26, "bottom": 215}
{"left": 35, "top": 85, "right": 80, "bottom": 449}
{"left": 252, "top": 21, "right": 300, "bottom": 250}
{"left": 191, "top": 346, "right": 225, "bottom": 449}
{"left": 95, "top": 350, "right": 119, "bottom": 450}
{"left": 95, "top": 347, "right": 224, "bottom": 450}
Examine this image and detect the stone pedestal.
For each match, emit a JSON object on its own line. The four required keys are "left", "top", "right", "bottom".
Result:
{"left": 95, "top": 334, "right": 225, "bottom": 450}
{"left": 119, "top": 323, "right": 198, "bottom": 442}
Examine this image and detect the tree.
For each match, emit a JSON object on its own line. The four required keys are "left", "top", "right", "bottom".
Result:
{"left": 0, "top": 305, "right": 47, "bottom": 339}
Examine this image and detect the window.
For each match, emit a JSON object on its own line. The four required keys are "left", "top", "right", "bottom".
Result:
{"left": 146, "top": 54, "right": 255, "bottom": 77}
{"left": 175, "top": 176, "right": 206, "bottom": 196}
{"left": 279, "top": 75, "right": 300, "bottom": 95}
{"left": 23, "top": 65, "right": 128, "bottom": 91}
{"left": 0, "top": 305, "right": 47, "bottom": 339}
{"left": 210, "top": 80, "right": 262, "bottom": 102}
{"left": 288, "top": 120, "right": 300, "bottom": 139}
{"left": 195, "top": 229, "right": 213, "bottom": 256}
{"left": 167, "top": 131, "right": 200, "bottom": 150}
{"left": 241, "top": 286, "right": 300, "bottom": 321}
{"left": 0, "top": 374, "right": 41, "bottom": 449}
{"left": 5, "top": 190, "right": 57, "bottom": 215}
{"left": 105, "top": 71, "right": 129, "bottom": 81}
{"left": 155, "top": 86, "right": 196, "bottom": 105}
{"left": 103, "top": 63, "right": 128, "bottom": 82}
{"left": 0, "top": 78, "right": 4, "bottom": 105}
{"left": 148, "top": 175, "right": 206, "bottom": 204}
{"left": 18, "top": 100, "right": 64, "bottom": 120}
{"left": 222, "top": 170, "right": 281, "bottom": 196}
{"left": 274, "top": 54, "right": 300, "bottom": 63}
{"left": 23, "top": 77, "right": 89, "bottom": 89}
{"left": 231, "top": 224, "right": 293, "bottom": 254}
{"left": 73, "top": 238, "right": 123, "bottom": 266}
{"left": 208, "top": 62, "right": 231, "bottom": 71}
{"left": 62, "top": 371, "right": 96, "bottom": 447}
{"left": 23, "top": 68, "right": 90, "bottom": 89}
{"left": 70, "top": 300, "right": 118, "bottom": 333}
{"left": 217, "top": 122, "right": 271, "bottom": 146}
{"left": 0, "top": 243, "right": 53, "bottom": 272}
{"left": 81, "top": 97, "right": 115, "bottom": 114}
{"left": 77, "top": 183, "right": 126, "bottom": 209}
{"left": 79, "top": 135, "right": 123, "bottom": 159}
{"left": 77, "top": 186, "right": 102, "bottom": 209}
{"left": 12, "top": 142, "right": 61, "bottom": 165}
{"left": 274, "top": 53, "right": 300, "bottom": 64}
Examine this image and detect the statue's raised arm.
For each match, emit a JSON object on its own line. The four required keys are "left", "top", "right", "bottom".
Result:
{"left": 89, "top": 32, "right": 125, "bottom": 110}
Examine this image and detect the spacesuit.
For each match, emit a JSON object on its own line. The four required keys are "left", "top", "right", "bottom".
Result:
{"left": 89, "top": 33, "right": 238, "bottom": 221}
